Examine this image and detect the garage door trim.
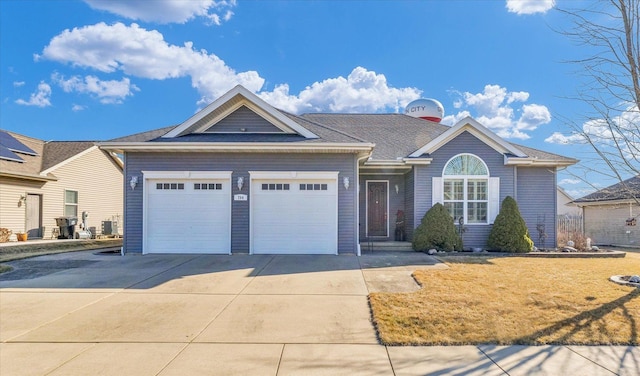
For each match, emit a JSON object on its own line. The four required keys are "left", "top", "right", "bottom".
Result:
{"left": 142, "top": 170, "right": 232, "bottom": 254}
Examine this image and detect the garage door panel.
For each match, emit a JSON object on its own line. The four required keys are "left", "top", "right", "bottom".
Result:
{"left": 252, "top": 178, "right": 337, "bottom": 254}
{"left": 145, "top": 179, "right": 230, "bottom": 254}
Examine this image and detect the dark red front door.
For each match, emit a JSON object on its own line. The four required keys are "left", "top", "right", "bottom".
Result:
{"left": 367, "top": 182, "right": 388, "bottom": 237}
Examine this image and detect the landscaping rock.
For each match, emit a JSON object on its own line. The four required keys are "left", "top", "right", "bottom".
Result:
{"left": 427, "top": 249, "right": 437, "bottom": 255}
{"left": 562, "top": 246, "right": 577, "bottom": 252}
{"left": 566, "top": 240, "right": 575, "bottom": 247}
{"left": 630, "top": 275, "right": 640, "bottom": 283}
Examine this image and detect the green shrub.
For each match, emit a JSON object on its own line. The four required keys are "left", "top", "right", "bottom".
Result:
{"left": 412, "top": 203, "right": 463, "bottom": 252}
{"left": 487, "top": 196, "right": 533, "bottom": 253}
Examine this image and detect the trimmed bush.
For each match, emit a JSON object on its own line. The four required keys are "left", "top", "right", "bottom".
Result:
{"left": 487, "top": 196, "right": 533, "bottom": 253}
{"left": 412, "top": 203, "right": 463, "bottom": 252}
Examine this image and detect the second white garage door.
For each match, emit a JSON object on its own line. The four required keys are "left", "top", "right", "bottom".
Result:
{"left": 144, "top": 172, "right": 231, "bottom": 254}
{"left": 251, "top": 172, "right": 338, "bottom": 254}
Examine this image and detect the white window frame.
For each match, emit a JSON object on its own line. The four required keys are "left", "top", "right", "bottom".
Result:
{"left": 64, "top": 189, "right": 78, "bottom": 217}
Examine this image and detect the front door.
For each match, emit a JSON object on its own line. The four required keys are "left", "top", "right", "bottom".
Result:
{"left": 367, "top": 181, "right": 388, "bottom": 237}
{"left": 25, "top": 194, "right": 42, "bottom": 238}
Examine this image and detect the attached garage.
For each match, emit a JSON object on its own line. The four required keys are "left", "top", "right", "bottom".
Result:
{"left": 143, "top": 171, "right": 232, "bottom": 254}
{"left": 250, "top": 171, "right": 338, "bottom": 254}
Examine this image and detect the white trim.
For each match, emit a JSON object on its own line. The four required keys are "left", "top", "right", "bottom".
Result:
{"left": 163, "top": 85, "right": 318, "bottom": 139}
{"left": 409, "top": 116, "right": 527, "bottom": 158}
{"left": 41, "top": 145, "right": 98, "bottom": 175}
{"left": 99, "top": 142, "right": 374, "bottom": 154}
{"left": 142, "top": 171, "right": 232, "bottom": 255}
{"left": 142, "top": 171, "right": 232, "bottom": 180}
{"left": 365, "top": 180, "right": 389, "bottom": 238}
{"left": 249, "top": 171, "right": 339, "bottom": 180}
{"left": 504, "top": 156, "right": 576, "bottom": 167}
{"left": 402, "top": 158, "right": 433, "bottom": 165}
{"left": 249, "top": 171, "right": 339, "bottom": 255}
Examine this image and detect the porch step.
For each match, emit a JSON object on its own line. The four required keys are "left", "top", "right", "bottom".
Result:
{"left": 360, "top": 241, "right": 414, "bottom": 252}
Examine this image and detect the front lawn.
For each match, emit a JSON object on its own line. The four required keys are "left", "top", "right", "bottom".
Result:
{"left": 369, "top": 253, "right": 640, "bottom": 346}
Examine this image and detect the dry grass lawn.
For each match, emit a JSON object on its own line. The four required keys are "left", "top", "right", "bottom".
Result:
{"left": 369, "top": 252, "right": 640, "bottom": 346}
{"left": 0, "top": 239, "right": 122, "bottom": 263}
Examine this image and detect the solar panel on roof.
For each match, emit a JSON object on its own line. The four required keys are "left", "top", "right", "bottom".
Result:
{"left": 0, "top": 130, "right": 37, "bottom": 156}
{"left": 0, "top": 145, "right": 24, "bottom": 162}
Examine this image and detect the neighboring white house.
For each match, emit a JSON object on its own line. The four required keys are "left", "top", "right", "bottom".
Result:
{"left": 573, "top": 175, "right": 639, "bottom": 247}
{"left": 0, "top": 130, "right": 124, "bottom": 240}
{"left": 557, "top": 187, "right": 581, "bottom": 216}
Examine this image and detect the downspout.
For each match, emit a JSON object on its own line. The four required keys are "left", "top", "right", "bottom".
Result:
{"left": 121, "top": 152, "right": 127, "bottom": 256}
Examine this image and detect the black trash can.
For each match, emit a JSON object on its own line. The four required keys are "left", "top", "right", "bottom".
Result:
{"left": 55, "top": 216, "right": 78, "bottom": 239}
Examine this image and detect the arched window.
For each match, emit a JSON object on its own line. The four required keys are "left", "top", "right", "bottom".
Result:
{"left": 442, "top": 154, "right": 490, "bottom": 224}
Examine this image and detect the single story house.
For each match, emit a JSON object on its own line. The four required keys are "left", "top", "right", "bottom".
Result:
{"left": 100, "top": 85, "right": 577, "bottom": 255}
{"left": 573, "top": 175, "right": 639, "bottom": 247}
{"left": 0, "top": 130, "right": 124, "bottom": 239}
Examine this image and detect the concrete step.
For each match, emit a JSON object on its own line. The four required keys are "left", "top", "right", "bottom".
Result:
{"left": 360, "top": 241, "right": 414, "bottom": 252}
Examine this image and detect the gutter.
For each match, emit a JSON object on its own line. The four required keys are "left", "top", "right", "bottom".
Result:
{"left": 98, "top": 141, "right": 375, "bottom": 154}
{"left": 0, "top": 171, "right": 57, "bottom": 182}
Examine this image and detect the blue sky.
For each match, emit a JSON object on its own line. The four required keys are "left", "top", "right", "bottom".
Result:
{"left": 0, "top": 0, "right": 626, "bottom": 198}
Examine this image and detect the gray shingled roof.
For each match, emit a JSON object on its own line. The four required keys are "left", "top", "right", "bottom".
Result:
{"left": 0, "top": 131, "right": 105, "bottom": 180}
{"left": 300, "top": 113, "right": 450, "bottom": 160}
{"left": 574, "top": 175, "right": 640, "bottom": 202}
{"left": 106, "top": 110, "right": 576, "bottom": 164}
{"left": 41, "top": 141, "right": 95, "bottom": 171}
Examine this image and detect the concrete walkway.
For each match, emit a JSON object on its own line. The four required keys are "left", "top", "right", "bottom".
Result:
{"left": 0, "top": 250, "right": 637, "bottom": 375}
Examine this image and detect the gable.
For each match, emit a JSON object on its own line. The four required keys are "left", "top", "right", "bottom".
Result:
{"left": 204, "top": 105, "right": 284, "bottom": 134}
{"left": 163, "top": 85, "right": 318, "bottom": 139}
{"left": 409, "top": 117, "right": 526, "bottom": 158}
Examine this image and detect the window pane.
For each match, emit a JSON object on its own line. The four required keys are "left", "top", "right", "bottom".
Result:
{"left": 444, "top": 154, "right": 488, "bottom": 176}
{"left": 468, "top": 180, "right": 488, "bottom": 200}
{"left": 444, "top": 202, "right": 463, "bottom": 222}
{"left": 64, "top": 205, "right": 77, "bottom": 217}
{"left": 65, "top": 190, "right": 78, "bottom": 204}
{"left": 444, "top": 179, "right": 464, "bottom": 200}
{"left": 467, "top": 202, "right": 488, "bottom": 223}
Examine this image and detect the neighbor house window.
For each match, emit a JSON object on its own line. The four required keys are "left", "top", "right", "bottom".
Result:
{"left": 442, "top": 154, "right": 489, "bottom": 224}
{"left": 64, "top": 190, "right": 78, "bottom": 217}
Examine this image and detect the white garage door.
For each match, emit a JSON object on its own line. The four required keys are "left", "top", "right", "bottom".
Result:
{"left": 251, "top": 172, "right": 338, "bottom": 254}
{"left": 145, "top": 176, "right": 231, "bottom": 254}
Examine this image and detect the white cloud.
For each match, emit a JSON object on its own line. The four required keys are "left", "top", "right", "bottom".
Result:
{"left": 83, "top": 0, "right": 236, "bottom": 25}
{"left": 559, "top": 178, "right": 581, "bottom": 185}
{"left": 506, "top": 0, "right": 555, "bottom": 15}
{"left": 15, "top": 81, "right": 52, "bottom": 107}
{"left": 444, "top": 84, "right": 551, "bottom": 139}
{"left": 546, "top": 105, "right": 640, "bottom": 162}
{"left": 40, "top": 22, "right": 264, "bottom": 103}
{"left": 52, "top": 73, "right": 139, "bottom": 104}
{"left": 13, "top": 81, "right": 25, "bottom": 87}
{"left": 72, "top": 104, "right": 87, "bottom": 112}
{"left": 257, "top": 67, "right": 421, "bottom": 114}
{"left": 40, "top": 23, "right": 422, "bottom": 113}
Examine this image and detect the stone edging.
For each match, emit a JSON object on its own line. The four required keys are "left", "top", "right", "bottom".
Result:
{"left": 610, "top": 275, "right": 640, "bottom": 287}
{"left": 517, "top": 251, "right": 626, "bottom": 259}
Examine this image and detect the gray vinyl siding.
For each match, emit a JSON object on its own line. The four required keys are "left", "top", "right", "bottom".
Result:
{"left": 413, "top": 131, "right": 516, "bottom": 249}
{"left": 205, "top": 106, "right": 284, "bottom": 133}
{"left": 358, "top": 172, "right": 408, "bottom": 241}
{"left": 516, "top": 167, "right": 557, "bottom": 249}
{"left": 124, "top": 152, "right": 357, "bottom": 254}
{"left": 404, "top": 169, "right": 415, "bottom": 240}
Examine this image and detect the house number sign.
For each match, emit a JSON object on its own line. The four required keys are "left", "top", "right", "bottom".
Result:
{"left": 234, "top": 194, "right": 248, "bottom": 201}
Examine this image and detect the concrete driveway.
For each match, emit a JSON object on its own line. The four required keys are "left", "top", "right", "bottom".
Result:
{"left": 1, "top": 250, "right": 638, "bottom": 375}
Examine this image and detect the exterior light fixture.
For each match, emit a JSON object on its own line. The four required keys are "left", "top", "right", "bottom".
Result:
{"left": 343, "top": 177, "right": 350, "bottom": 190}
{"left": 237, "top": 176, "right": 244, "bottom": 191}
{"left": 395, "top": 184, "right": 399, "bottom": 194}
{"left": 129, "top": 176, "right": 138, "bottom": 190}
{"left": 18, "top": 195, "right": 26, "bottom": 207}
